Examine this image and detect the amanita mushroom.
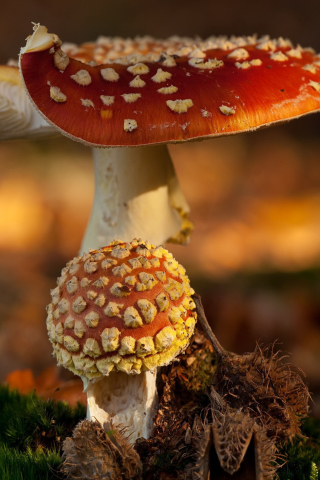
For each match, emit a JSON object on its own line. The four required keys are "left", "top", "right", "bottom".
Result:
{"left": 46, "top": 238, "right": 197, "bottom": 442}
{"left": 19, "top": 25, "right": 320, "bottom": 252}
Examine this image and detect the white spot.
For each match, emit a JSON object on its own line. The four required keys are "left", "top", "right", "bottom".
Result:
{"left": 87, "top": 290, "right": 97, "bottom": 300}
{"left": 124, "top": 306, "right": 143, "bottom": 328}
{"left": 303, "top": 64, "right": 317, "bottom": 74}
{"left": 119, "top": 336, "right": 135, "bottom": 355}
{"left": 287, "top": 48, "right": 302, "bottom": 59}
{"left": 84, "top": 260, "right": 98, "bottom": 273}
{"left": 58, "top": 298, "right": 69, "bottom": 314}
{"left": 122, "top": 93, "right": 141, "bottom": 103}
{"left": 102, "top": 258, "right": 117, "bottom": 269}
{"left": 92, "top": 276, "right": 109, "bottom": 288}
{"left": 151, "top": 68, "right": 172, "bottom": 83}
{"left": 250, "top": 59, "right": 262, "bottom": 66}
{"left": 137, "top": 299, "right": 157, "bottom": 324}
{"left": 95, "top": 294, "right": 106, "bottom": 307}
{"left": 162, "top": 56, "right": 177, "bottom": 67}
{"left": 256, "top": 40, "right": 276, "bottom": 51}
{"left": 66, "top": 276, "right": 78, "bottom": 295}
{"left": 219, "top": 105, "right": 236, "bottom": 115}
{"left": 54, "top": 49, "right": 70, "bottom": 71}
{"left": 124, "top": 119, "right": 138, "bottom": 132}
{"left": 100, "top": 95, "right": 115, "bottom": 106}
{"left": 309, "top": 80, "right": 320, "bottom": 92}
{"left": 100, "top": 68, "right": 119, "bottom": 82}
{"left": 129, "top": 75, "right": 146, "bottom": 88}
{"left": 235, "top": 61, "right": 250, "bottom": 69}
{"left": 70, "top": 69, "right": 92, "bottom": 85}
{"left": 180, "top": 122, "right": 190, "bottom": 131}
{"left": 270, "top": 51, "right": 288, "bottom": 62}
{"left": 228, "top": 48, "right": 249, "bottom": 60}
{"left": 138, "top": 272, "right": 157, "bottom": 290}
{"left": 155, "top": 292, "right": 169, "bottom": 311}
{"left": 127, "top": 63, "right": 149, "bottom": 75}
{"left": 111, "top": 246, "right": 130, "bottom": 259}
{"left": 201, "top": 109, "right": 211, "bottom": 117}
{"left": 72, "top": 296, "right": 87, "bottom": 314}
{"left": 83, "top": 338, "right": 101, "bottom": 358}
{"left": 166, "top": 99, "right": 194, "bottom": 113}
{"left": 81, "top": 99, "right": 95, "bottom": 108}
{"left": 101, "top": 327, "right": 120, "bottom": 352}
{"left": 81, "top": 278, "right": 91, "bottom": 288}
{"left": 64, "top": 336, "right": 79, "bottom": 352}
{"left": 110, "top": 282, "right": 131, "bottom": 297}
{"left": 176, "top": 46, "right": 192, "bottom": 57}
{"left": 50, "top": 86, "right": 67, "bottom": 103}
{"left": 112, "top": 263, "right": 132, "bottom": 277}
{"left": 188, "top": 48, "right": 206, "bottom": 59}
{"left": 189, "top": 58, "right": 224, "bottom": 69}
{"left": 84, "top": 311, "right": 100, "bottom": 328}
{"left": 104, "top": 302, "right": 124, "bottom": 317}
{"left": 157, "top": 85, "right": 178, "bottom": 95}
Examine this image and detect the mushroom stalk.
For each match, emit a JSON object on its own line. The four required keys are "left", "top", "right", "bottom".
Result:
{"left": 81, "top": 144, "right": 191, "bottom": 252}
{"left": 86, "top": 370, "right": 158, "bottom": 443}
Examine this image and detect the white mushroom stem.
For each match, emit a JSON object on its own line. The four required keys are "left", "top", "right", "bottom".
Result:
{"left": 81, "top": 144, "right": 191, "bottom": 252}
{"left": 85, "top": 370, "right": 158, "bottom": 443}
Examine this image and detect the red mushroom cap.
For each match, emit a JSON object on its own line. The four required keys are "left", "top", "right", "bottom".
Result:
{"left": 46, "top": 239, "right": 197, "bottom": 379}
{"left": 20, "top": 25, "right": 320, "bottom": 147}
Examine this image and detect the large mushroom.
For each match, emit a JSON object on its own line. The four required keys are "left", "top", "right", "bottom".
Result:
{"left": 19, "top": 24, "right": 320, "bottom": 252}
{"left": 46, "top": 238, "right": 197, "bottom": 442}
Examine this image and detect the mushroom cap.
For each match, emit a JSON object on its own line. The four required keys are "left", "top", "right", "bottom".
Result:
{"left": 46, "top": 239, "right": 197, "bottom": 379}
{"left": 20, "top": 24, "right": 320, "bottom": 147}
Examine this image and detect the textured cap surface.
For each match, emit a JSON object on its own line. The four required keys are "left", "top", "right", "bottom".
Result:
{"left": 46, "top": 239, "right": 197, "bottom": 378}
{"left": 20, "top": 25, "right": 320, "bottom": 147}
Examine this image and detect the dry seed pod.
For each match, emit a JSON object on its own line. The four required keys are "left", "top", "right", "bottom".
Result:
{"left": 61, "top": 419, "right": 142, "bottom": 480}
{"left": 47, "top": 238, "right": 197, "bottom": 442}
{"left": 194, "top": 295, "right": 309, "bottom": 479}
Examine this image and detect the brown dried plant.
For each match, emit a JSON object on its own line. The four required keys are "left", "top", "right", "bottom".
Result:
{"left": 194, "top": 294, "right": 310, "bottom": 479}
{"left": 61, "top": 419, "right": 143, "bottom": 479}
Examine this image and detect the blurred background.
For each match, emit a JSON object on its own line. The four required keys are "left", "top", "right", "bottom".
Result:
{"left": 0, "top": 0, "right": 320, "bottom": 412}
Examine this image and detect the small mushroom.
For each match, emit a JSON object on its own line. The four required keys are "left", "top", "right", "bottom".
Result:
{"left": 19, "top": 26, "right": 320, "bottom": 253}
{"left": 47, "top": 238, "right": 197, "bottom": 442}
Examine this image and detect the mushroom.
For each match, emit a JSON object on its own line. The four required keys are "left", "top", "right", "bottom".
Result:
{"left": 19, "top": 24, "right": 193, "bottom": 251}
{"left": 0, "top": 63, "right": 54, "bottom": 140}
{"left": 19, "top": 25, "right": 320, "bottom": 253}
{"left": 46, "top": 238, "right": 197, "bottom": 442}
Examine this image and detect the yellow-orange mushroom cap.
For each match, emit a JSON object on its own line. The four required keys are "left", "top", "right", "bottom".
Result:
{"left": 46, "top": 239, "right": 197, "bottom": 379}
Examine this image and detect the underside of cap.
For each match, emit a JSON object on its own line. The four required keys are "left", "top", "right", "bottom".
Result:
{"left": 20, "top": 24, "right": 320, "bottom": 147}
{"left": 0, "top": 63, "right": 55, "bottom": 140}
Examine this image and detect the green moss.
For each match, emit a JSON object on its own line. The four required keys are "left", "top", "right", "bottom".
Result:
{"left": 278, "top": 418, "right": 320, "bottom": 480}
{"left": 0, "top": 384, "right": 85, "bottom": 480}
{"left": 0, "top": 445, "right": 61, "bottom": 480}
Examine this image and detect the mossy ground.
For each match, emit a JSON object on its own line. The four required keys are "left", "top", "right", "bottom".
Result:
{"left": 278, "top": 417, "right": 320, "bottom": 480}
{"left": 0, "top": 384, "right": 85, "bottom": 480}
{"left": 0, "top": 381, "right": 319, "bottom": 479}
